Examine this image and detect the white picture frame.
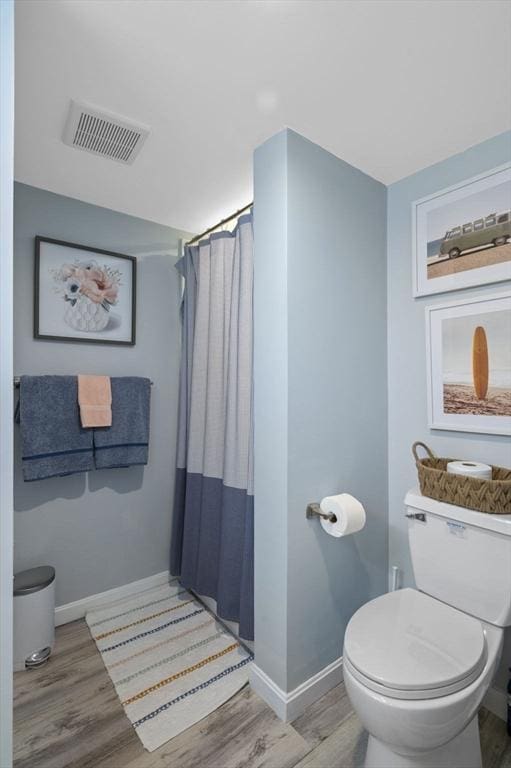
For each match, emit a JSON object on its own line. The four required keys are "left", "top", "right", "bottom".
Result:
{"left": 426, "top": 291, "right": 511, "bottom": 436}
{"left": 412, "top": 164, "right": 511, "bottom": 297}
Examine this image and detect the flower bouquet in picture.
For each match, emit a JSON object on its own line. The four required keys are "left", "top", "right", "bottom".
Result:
{"left": 36, "top": 238, "right": 136, "bottom": 345}
{"left": 53, "top": 260, "right": 121, "bottom": 332}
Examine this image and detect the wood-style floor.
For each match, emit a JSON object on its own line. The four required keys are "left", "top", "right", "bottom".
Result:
{"left": 13, "top": 619, "right": 511, "bottom": 768}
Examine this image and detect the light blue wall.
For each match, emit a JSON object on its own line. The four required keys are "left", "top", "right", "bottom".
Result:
{"left": 13, "top": 182, "right": 192, "bottom": 607}
{"left": 253, "top": 130, "right": 289, "bottom": 690}
{"left": 387, "top": 130, "right": 511, "bottom": 690}
{"left": 254, "top": 129, "right": 388, "bottom": 692}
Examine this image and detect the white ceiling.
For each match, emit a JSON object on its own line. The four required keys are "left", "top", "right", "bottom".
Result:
{"left": 15, "top": 0, "right": 511, "bottom": 234}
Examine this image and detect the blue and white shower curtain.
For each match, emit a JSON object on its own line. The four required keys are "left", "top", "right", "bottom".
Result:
{"left": 170, "top": 213, "right": 254, "bottom": 640}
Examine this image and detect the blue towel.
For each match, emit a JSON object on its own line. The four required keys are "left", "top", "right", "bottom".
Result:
{"left": 93, "top": 377, "right": 151, "bottom": 469}
{"left": 18, "top": 376, "right": 94, "bottom": 481}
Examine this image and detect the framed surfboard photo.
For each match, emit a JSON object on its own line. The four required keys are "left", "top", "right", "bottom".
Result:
{"left": 412, "top": 164, "right": 511, "bottom": 297}
{"left": 426, "top": 292, "right": 511, "bottom": 435}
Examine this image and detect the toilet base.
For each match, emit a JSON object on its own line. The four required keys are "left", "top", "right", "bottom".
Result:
{"left": 364, "top": 714, "right": 481, "bottom": 768}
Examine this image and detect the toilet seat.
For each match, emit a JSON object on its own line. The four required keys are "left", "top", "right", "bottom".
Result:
{"left": 343, "top": 588, "right": 487, "bottom": 701}
{"left": 343, "top": 651, "right": 486, "bottom": 700}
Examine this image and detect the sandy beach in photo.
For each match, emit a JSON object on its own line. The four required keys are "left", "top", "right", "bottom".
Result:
{"left": 428, "top": 243, "right": 511, "bottom": 279}
{"left": 443, "top": 383, "right": 511, "bottom": 416}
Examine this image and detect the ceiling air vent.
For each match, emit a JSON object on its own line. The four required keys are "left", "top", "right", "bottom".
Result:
{"left": 62, "top": 100, "right": 150, "bottom": 165}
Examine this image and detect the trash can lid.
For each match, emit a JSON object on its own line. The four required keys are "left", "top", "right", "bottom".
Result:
{"left": 14, "top": 566, "right": 55, "bottom": 596}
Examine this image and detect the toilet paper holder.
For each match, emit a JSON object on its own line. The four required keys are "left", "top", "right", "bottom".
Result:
{"left": 306, "top": 502, "right": 337, "bottom": 524}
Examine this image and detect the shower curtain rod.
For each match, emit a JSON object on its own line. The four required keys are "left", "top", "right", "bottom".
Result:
{"left": 186, "top": 201, "right": 253, "bottom": 246}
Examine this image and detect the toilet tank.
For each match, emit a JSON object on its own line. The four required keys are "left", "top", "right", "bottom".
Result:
{"left": 405, "top": 489, "right": 511, "bottom": 627}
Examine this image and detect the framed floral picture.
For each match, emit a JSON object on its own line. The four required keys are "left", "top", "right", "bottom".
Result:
{"left": 412, "top": 164, "right": 511, "bottom": 297}
{"left": 34, "top": 237, "right": 136, "bottom": 345}
{"left": 426, "top": 292, "right": 511, "bottom": 435}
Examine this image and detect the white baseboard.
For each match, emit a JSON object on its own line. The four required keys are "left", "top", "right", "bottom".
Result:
{"left": 54, "top": 570, "right": 171, "bottom": 626}
{"left": 483, "top": 685, "right": 507, "bottom": 723}
{"left": 250, "top": 660, "right": 507, "bottom": 725}
{"left": 250, "top": 656, "right": 343, "bottom": 722}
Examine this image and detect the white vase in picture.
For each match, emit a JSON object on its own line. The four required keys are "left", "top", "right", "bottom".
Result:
{"left": 64, "top": 297, "right": 110, "bottom": 332}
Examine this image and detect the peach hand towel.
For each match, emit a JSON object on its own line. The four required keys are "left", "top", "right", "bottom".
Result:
{"left": 78, "top": 375, "right": 112, "bottom": 427}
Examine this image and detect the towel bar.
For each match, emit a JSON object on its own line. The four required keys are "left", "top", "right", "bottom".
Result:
{"left": 13, "top": 376, "right": 154, "bottom": 387}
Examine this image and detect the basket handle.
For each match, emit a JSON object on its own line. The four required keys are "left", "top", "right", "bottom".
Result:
{"left": 412, "top": 441, "right": 436, "bottom": 463}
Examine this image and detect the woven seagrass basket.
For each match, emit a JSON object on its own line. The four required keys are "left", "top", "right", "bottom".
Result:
{"left": 412, "top": 442, "right": 511, "bottom": 515}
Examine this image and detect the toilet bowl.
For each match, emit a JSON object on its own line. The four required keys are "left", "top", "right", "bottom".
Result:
{"left": 343, "top": 589, "right": 503, "bottom": 768}
{"left": 342, "top": 490, "right": 511, "bottom": 768}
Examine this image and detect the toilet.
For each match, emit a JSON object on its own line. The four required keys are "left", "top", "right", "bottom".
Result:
{"left": 343, "top": 489, "right": 511, "bottom": 768}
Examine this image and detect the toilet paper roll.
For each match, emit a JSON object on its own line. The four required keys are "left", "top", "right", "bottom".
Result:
{"left": 447, "top": 461, "right": 492, "bottom": 480}
{"left": 319, "top": 493, "right": 366, "bottom": 538}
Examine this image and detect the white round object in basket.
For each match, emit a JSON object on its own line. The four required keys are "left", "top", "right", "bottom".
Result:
{"left": 447, "top": 461, "right": 492, "bottom": 480}
{"left": 64, "top": 297, "right": 109, "bottom": 332}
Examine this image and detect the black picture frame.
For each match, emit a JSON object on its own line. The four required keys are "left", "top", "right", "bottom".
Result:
{"left": 34, "top": 236, "right": 137, "bottom": 346}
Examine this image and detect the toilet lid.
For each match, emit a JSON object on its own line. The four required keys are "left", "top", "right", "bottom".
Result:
{"left": 344, "top": 588, "right": 486, "bottom": 694}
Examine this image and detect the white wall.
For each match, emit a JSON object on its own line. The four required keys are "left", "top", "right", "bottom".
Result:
{"left": 0, "top": 2, "right": 14, "bottom": 765}
{"left": 387, "top": 130, "right": 511, "bottom": 691}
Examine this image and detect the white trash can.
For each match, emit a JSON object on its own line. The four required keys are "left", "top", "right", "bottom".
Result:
{"left": 13, "top": 566, "right": 55, "bottom": 671}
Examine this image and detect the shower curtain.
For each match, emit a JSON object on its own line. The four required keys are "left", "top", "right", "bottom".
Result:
{"left": 170, "top": 212, "right": 254, "bottom": 640}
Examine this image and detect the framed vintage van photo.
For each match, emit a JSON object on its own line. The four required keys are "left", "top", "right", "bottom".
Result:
{"left": 412, "top": 164, "right": 511, "bottom": 297}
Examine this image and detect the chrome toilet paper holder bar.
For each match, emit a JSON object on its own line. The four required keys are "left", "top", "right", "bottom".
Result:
{"left": 306, "top": 502, "right": 337, "bottom": 524}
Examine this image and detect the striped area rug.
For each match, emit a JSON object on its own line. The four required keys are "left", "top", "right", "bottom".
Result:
{"left": 85, "top": 579, "right": 253, "bottom": 751}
